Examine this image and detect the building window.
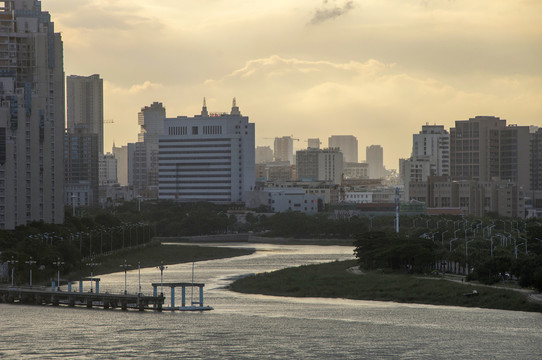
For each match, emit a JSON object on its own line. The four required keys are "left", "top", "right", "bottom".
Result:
{"left": 192, "top": 126, "right": 198, "bottom": 135}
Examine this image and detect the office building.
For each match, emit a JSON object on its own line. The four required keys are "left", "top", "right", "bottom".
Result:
{"left": 0, "top": 1, "right": 65, "bottom": 229}
{"left": 67, "top": 74, "right": 104, "bottom": 154}
{"left": 328, "top": 135, "right": 358, "bottom": 163}
{"left": 296, "top": 148, "right": 343, "bottom": 184}
{"left": 450, "top": 116, "right": 530, "bottom": 189}
{"left": 158, "top": 99, "right": 255, "bottom": 203}
{"left": 531, "top": 127, "right": 542, "bottom": 191}
{"left": 366, "top": 145, "right": 385, "bottom": 179}
{"left": 64, "top": 125, "right": 99, "bottom": 208}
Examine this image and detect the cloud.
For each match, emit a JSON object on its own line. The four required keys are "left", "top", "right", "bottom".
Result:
{"left": 105, "top": 80, "right": 163, "bottom": 95}
{"left": 309, "top": 0, "right": 355, "bottom": 25}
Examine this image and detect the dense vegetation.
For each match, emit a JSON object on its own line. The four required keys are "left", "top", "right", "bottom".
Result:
{"left": 231, "top": 260, "right": 542, "bottom": 313}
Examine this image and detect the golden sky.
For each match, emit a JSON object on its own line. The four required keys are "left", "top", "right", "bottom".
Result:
{"left": 45, "top": 0, "right": 542, "bottom": 169}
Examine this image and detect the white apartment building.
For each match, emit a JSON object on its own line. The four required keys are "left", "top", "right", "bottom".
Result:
{"left": 99, "top": 153, "right": 118, "bottom": 186}
{"left": 67, "top": 74, "right": 104, "bottom": 154}
{"left": 328, "top": 135, "right": 358, "bottom": 163}
{"left": 158, "top": 99, "right": 255, "bottom": 203}
{"left": 246, "top": 188, "right": 320, "bottom": 214}
{"left": 0, "top": 1, "right": 65, "bottom": 229}
{"left": 412, "top": 124, "right": 450, "bottom": 176}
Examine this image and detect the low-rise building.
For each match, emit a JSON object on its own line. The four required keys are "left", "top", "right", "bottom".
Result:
{"left": 246, "top": 188, "right": 320, "bottom": 214}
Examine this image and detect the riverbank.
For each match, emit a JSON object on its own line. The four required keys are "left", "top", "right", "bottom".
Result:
{"left": 230, "top": 259, "right": 542, "bottom": 313}
{"left": 71, "top": 242, "right": 254, "bottom": 279}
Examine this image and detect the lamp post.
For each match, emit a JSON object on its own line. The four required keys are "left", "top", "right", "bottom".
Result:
{"left": 71, "top": 194, "right": 77, "bottom": 217}
{"left": 137, "top": 195, "right": 142, "bottom": 212}
{"left": 450, "top": 238, "right": 458, "bottom": 252}
{"left": 25, "top": 257, "right": 37, "bottom": 287}
{"left": 121, "top": 260, "right": 132, "bottom": 295}
{"left": 52, "top": 257, "right": 64, "bottom": 291}
{"left": 7, "top": 257, "right": 18, "bottom": 287}
{"left": 465, "top": 239, "right": 475, "bottom": 275}
{"left": 86, "top": 262, "right": 100, "bottom": 293}
{"left": 138, "top": 261, "right": 142, "bottom": 295}
{"left": 157, "top": 262, "right": 167, "bottom": 295}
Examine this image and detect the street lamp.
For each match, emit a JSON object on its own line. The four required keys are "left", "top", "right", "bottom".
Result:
{"left": 138, "top": 261, "right": 142, "bottom": 295}
{"left": 52, "top": 258, "right": 65, "bottom": 291}
{"left": 121, "top": 260, "right": 132, "bottom": 295}
{"left": 450, "top": 238, "right": 458, "bottom": 252}
{"left": 71, "top": 194, "right": 77, "bottom": 217}
{"left": 157, "top": 261, "right": 167, "bottom": 295}
{"left": 465, "top": 239, "right": 475, "bottom": 275}
{"left": 86, "top": 262, "right": 100, "bottom": 293}
{"left": 7, "top": 256, "right": 18, "bottom": 287}
{"left": 25, "top": 257, "right": 37, "bottom": 287}
{"left": 137, "top": 195, "right": 142, "bottom": 212}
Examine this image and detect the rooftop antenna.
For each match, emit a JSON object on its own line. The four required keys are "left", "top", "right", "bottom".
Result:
{"left": 231, "top": 97, "right": 240, "bottom": 116}
{"left": 201, "top": 97, "right": 209, "bottom": 117}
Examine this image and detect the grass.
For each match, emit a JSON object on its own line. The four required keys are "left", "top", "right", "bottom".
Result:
{"left": 70, "top": 242, "right": 254, "bottom": 279}
{"left": 230, "top": 260, "right": 542, "bottom": 313}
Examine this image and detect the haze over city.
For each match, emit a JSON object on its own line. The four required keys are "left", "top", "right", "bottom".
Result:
{"left": 44, "top": 0, "right": 542, "bottom": 169}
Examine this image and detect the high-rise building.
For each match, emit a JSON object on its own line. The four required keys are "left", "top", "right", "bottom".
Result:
{"left": 158, "top": 99, "right": 255, "bottom": 203}
{"left": 274, "top": 136, "right": 294, "bottom": 164}
{"left": 67, "top": 74, "right": 104, "bottom": 154}
{"left": 296, "top": 148, "right": 343, "bottom": 184}
{"left": 113, "top": 143, "right": 135, "bottom": 187}
{"left": 307, "top": 138, "right": 321, "bottom": 150}
{"left": 412, "top": 124, "right": 450, "bottom": 176}
{"left": 99, "top": 153, "right": 118, "bottom": 186}
{"left": 0, "top": 1, "right": 65, "bottom": 229}
{"left": 531, "top": 127, "right": 542, "bottom": 191}
{"left": 328, "top": 135, "right": 358, "bottom": 163}
{"left": 255, "top": 146, "right": 273, "bottom": 163}
{"left": 366, "top": 145, "right": 385, "bottom": 179}
{"left": 134, "top": 102, "right": 166, "bottom": 198}
{"left": 401, "top": 124, "right": 450, "bottom": 200}
{"left": 64, "top": 125, "right": 99, "bottom": 207}
{"left": 450, "top": 116, "right": 530, "bottom": 189}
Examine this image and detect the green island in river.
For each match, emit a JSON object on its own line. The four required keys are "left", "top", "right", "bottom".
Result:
{"left": 230, "top": 259, "right": 542, "bottom": 313}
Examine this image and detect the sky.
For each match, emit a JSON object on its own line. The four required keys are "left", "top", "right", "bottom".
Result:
{"left": 44, "top": 0, "right": 542, "bottom": 169}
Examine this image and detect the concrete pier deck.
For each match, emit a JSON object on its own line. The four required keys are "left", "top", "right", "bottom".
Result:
{"left": 0, "top": 285, "right": 165, "bottom": 311}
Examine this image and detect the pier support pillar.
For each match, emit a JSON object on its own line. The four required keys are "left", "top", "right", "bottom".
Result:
{"left": 95, "top": 280, "right": 100, "bottom": 294}
{"left": 79, "top": 280, "right": 83, "bottom": 293}
{"left": 199, "top": 285, "right": 204, "bottom": 307}
{"left": 51, "top": 280, "right": 56, "bottom": 292}
{"left": 181, "top": 286, "right": 186, "bottom": 307}
{"left": 68, "top": 282, "right": 72, "bottom": 293}
{"left": 170, "top": 287, "right": 175, "bottom": 309}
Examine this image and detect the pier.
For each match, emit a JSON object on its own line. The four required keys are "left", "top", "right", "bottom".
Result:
{"left": 152, "top": 282, "right": 213, "bottom": 311}
{"left": 0, "top": 284, "right": 165, "bottom": 311}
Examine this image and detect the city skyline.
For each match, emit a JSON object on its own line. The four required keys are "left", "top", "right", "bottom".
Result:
{"left": 44, "top": 0, "right": 542, "bottom": 168}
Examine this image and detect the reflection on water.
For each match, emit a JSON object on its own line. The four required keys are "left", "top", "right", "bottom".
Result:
{"left": 1, "top": 243, "right": 541, "bottom": 359}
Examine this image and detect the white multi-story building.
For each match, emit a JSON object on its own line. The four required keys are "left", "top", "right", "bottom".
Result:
{"left": 296, "top": 148, "right": 344, "bottom": 184}
{"left": 246, "top": 188, "right": 320, "bottom": 214}
{"left": 99, "top": 153, "right": 117, "bottom": 186}
{"left": 412, "top": 124, "right": 450, "bottom": 176}
{"left": 328, "top": 135, "right": 358, "bottom": 163}
{"left": 67, "top": 74, "right": 104, "bottom": 154}
{"left": 158, "top": 99, "right": 255, "bottom": 203}
{"left": 113, "top": 143, "right": 135, "bottom": 187}
{"left": 0, "top": 0, "right": 65, "bottom": 229}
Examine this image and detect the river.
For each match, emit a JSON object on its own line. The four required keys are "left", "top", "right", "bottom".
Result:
{"left": 1, "top": 243, "right": 541, "bottom": 359}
